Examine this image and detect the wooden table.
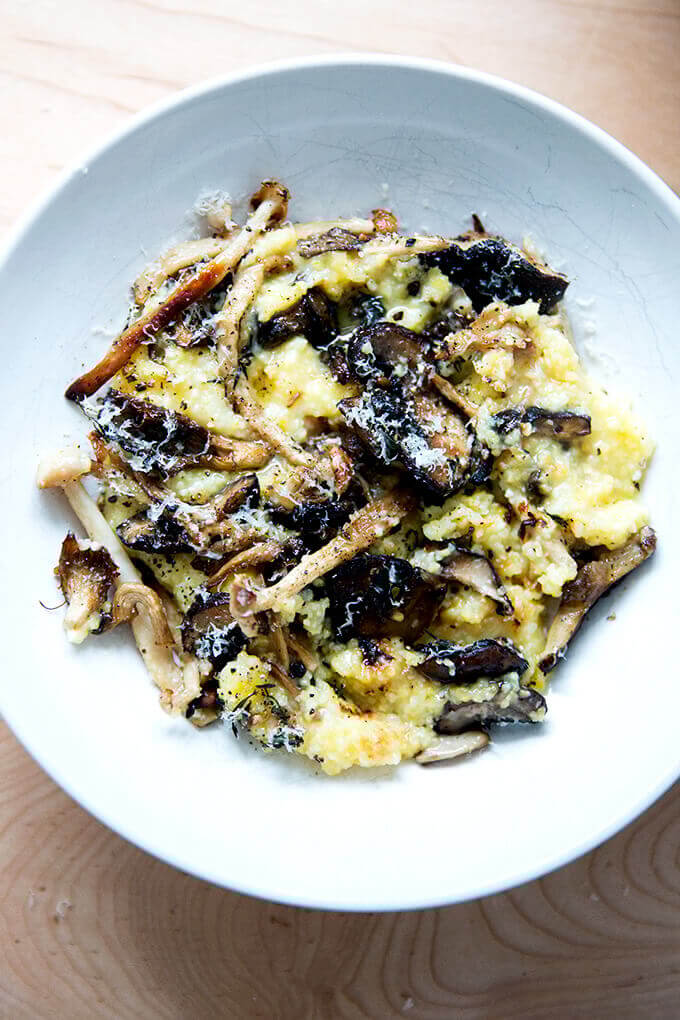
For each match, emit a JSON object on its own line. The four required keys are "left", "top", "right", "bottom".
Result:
{"left": 2, "top": 2, "right": 679, "bottom": 1016}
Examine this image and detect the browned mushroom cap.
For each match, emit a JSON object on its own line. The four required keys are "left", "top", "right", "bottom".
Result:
{"left": 436, "top": 685, "right": 547, "bottom": 734}
{"left": 539, "top": 526, "right": 656, "bottom": 672}
{"left": 326, "top": 554, "right": 446, "bottom": 642}
{"left": 250, "top": 179, "right": 289, "bottom": 221}
{"left": 339, "top": 386, "right": 483, "bottom": 499}
{"left": 345, "top": 321, "right": 428, "bottom": 383}
{"left": 297, "top": 227, "right": 366, "bottom": 258}
{"left": 422, "top": 236, "right": 569, "bottom": 313}
{"left": 492, "top": 406, "right": 591, "bottom": 440}
{"left": 437, "top": 546, "right": 513, "bottom": 614}
{"left": 180, "top": 592, "right": 247, "bottom": 671}
{"left": 417, "top": 639, "right": 528, "bottom": 684}
{"left": 57, "top": 533, "right": 119, "bottom": 643}
{"left": 256, "top": 288, "right": 338, "bottom": 350}
{"left": 117, "top": 508, "right": 192, "bottom": 555}
{"left": 86, "top": 390, "right": 211, "bottom": 475}
{"left": 252, "top": 489, "right": 417, "bottom": 613}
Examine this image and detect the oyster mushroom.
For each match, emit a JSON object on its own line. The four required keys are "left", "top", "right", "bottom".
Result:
{"left": 252, "top": 489, "right": 417, "bottom": 613}
{"left": 436, "top": 684, "right": 547, "bottom": 733}
{"left": 345, "top": 321, "right": 428, "bottom": 383}
{"left": 65, "top": 183, "right": 289, "bottom": 399}
{"left": 416, "top": 639, "right": 528, "bottom": 683}
{"left": 326, "top": 554, "right": 446, "bottom": 642}
{"left": 113, "top": 582, "right": 201, "bottom": 714}
{"left": 492, "top": 406, "right": 591, "bottom": 440}
{"left": 297, "top": 227, "right": 366, "bottom": 258}
{"left": 415, "top": 730, "right": 489, "bottom": 765}
{"left": 86, "top": 390, "right": 270, "bottom": 476}
{"left": 56, "top": 533, "right": 119, "bottom": 643}
{"left": 37, "top": 447, "right": 140, "bottom": 582}
{"left": 339, "top": 386, "right": 481, "bottom": 498}
{"left": 180, "top": 592, "right": 247, "bottom": 671}
{"left": 269, "top": 488, "right": 363, "bottom": 553}
{"left": 539, "top": 526, "right": 657, "bottom": 672}
{"left": 437, "top": 546, "right": 513, "bottom": 614}
{"left": 256, "top": 287, "right": 337, "bottom": 351}
{"left": 422, "top": 236, "right": 568, "bottom": 313}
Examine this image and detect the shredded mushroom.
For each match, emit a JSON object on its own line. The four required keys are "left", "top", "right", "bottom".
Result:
{"left": 252, "top": 490, "right": 417, "bottom": 613}
{"left": 133, "top": 237, "right": 227, "bottom": 305}
{"left": 232, "top": 376, "right": 315, "bottom": 469}
{"left": 113, "top": 582, "right": 201, "bottom": 713}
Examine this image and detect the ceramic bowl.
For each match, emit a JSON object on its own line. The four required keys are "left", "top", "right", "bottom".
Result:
{"left": 2, "top": 55, "right": 678, "bottom": 910}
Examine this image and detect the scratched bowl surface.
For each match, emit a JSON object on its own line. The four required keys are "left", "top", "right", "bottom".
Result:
{"left": 1, "top": 56, "right": 678, "bottom": 911}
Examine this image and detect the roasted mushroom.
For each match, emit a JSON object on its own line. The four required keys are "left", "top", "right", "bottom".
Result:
{"left": 415, "top": 730, "right": 489, "bottom": 764}
{"left": 117, "top": 507, "right": 192, "bottom": 554}
{"left": 257, "top": 288, "right": 338, "bottom": 350}
{"left": 56, "top": 533, "right": 119, "bottom": 643}
{"left": 339, "top": 387, "right": 482, "bottom": 498}
{"left": 416, "top": 639, "right": 528, "bottom": 683}
{"left": 181, "top": 592, "right": 247, "bottom": 671}
{"left": 491, "top": 406, "right": 591, "bottom": 440}
{"left": 297, "top": 227, "right": 366, "bottom": 258}
{"left": 113, "top": 581, "right": 201, "bottom": 714}
{"left": 436, "top": 684, "right": 547, "bottom": 733}
{"left": 327, "top": 554, "right": 446, "bottom": 642}
{"left": 539, "top": 526, "right": 656, "bottom": 672}
{"left": 422, "top": 236, "right": 568, "bottom": 313}
{"left": 65, "top": 187, "right": 288, "bottom": 399}
{"left": 345, "top": 321, "right": 428, "bottom": 383}
{"left": 252, "top": 490, "right": 417, "bottom": 613}
{"left": 87, "top": 390, "right": 211, "bottom": 476}
{"left": 270, "top": 490, "right": 363, "bottom": 553}
{"left": 437, "top": 546, "right": 513, "bottom": 614}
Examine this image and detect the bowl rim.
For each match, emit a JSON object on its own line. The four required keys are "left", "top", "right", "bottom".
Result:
{"left": 3, "top": 53, "right": 679, "bottom": 911}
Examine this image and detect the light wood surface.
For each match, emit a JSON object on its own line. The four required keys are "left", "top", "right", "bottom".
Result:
{"left": 2, "top": 2, "right": 679, "bottom": 1017}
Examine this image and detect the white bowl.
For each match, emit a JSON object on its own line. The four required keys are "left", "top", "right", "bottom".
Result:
{"left": 2, "top": 56, "right": 678, "bottom": 911}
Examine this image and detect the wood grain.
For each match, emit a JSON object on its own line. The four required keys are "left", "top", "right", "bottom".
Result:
{"left": 1, "top": 1, "right": 679, "bottom": 1017}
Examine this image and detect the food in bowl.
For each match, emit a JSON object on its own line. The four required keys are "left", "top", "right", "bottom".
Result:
{"left": 37, "top": 180, "right": 655, "bottom": 775}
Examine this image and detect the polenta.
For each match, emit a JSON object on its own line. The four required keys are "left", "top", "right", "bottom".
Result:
{"left": 39, "top": 180, "right": 656, "bottom": 775}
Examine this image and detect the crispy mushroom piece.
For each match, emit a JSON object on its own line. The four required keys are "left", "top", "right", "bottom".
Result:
{"left": 492, "top": 406, "right": 592, "bottom": 440}
{"left": 180, "top": 592, "right": 247, "bottom": 671}
{"left": 116, "top": 508, "right": 193, "bottom": 555}
{"left": 415, "top": 730, "right": 489, "bottom": 765}
{"left": 65, "top": 186, "right": 288, "bottom": 400}
{"left": 326, "top": 554, "right": 446, "bottom": 642}
{"left": 37, "top": 447, "right": 141, "bottom": 583}
{"left": 256, "top": 287, "right": 337, "bottom": 351}
{"left": 539, "top": 526, "right": 656, "bottom": 672}
{"left": 113, "top": 582, "right": 201, "bottom": 714}
{"left": 345, "top": 321, "right": 428, "bottom": 383}
{"left": 251, "top": 489, "right": 417, "bottom": 613}
{"left": 203, "top": 540, "right": 285, "bottom": 590}
{"left": 339, "top": 387, "right": 481, "bottom": 498}
{"left": 86, "top": 390, "right": 270, "bottom": 476}
{"left": 56, "top": 533, "right": 119, "bottom": 643}
{"left": 269, "top": 488, "right": 364, "bottom": 553}
{"left": 436, "top": 685, "right": 547, "bottom": 734}
{"left": 297, "top": 227, "right": 366, "bottom": 258}
{"left": 437, "top": 546, "right": 513, "bottom": 615}
{"left": 422, "top": 236, "right": 568, "bottom": 313}
{"left": 416, "top": 639, "right": 528, "bottom": 683}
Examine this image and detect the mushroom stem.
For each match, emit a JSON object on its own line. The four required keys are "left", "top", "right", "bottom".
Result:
{"left": 37, "top": 447, "right": 140, "bottom": 583}
{"left": 215, "top": 261, "right": 266, "bottom": 392}
{"left": 65, "top": 191, "right": 286, "bottom": 400}
{"left": 252, "top": 489, "right": 417, "bottom": 613}
{"left": 133, "top": 237, "right": 227, "bottom": 305}
{"left": 232, "top": 376, "right": 315, "bottom": 469}
{"left": 113, "top": 582, "right": 201, "bottom": 713}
